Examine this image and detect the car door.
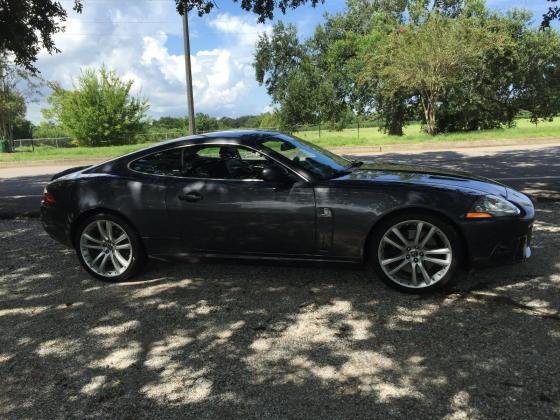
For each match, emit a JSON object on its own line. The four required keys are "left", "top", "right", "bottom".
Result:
{"left": 164, "top": 144, "right": 317, "bottom": 256}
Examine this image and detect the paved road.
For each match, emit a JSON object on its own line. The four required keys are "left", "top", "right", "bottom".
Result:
{"left": 0, "top": 165, "right": 76, "bottom": 217}
{"left": 1, "top": 144, "right": 559, "bottom": 217}
{"left": 350, "top": 144, "right": 560, "bottom": 202}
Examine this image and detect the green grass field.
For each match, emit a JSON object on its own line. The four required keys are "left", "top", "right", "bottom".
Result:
{"left": 296, "top": 118, "right": 560, "bottom": 148}
{"left": 1, "top": 119, "right": 559, "bottom": 163}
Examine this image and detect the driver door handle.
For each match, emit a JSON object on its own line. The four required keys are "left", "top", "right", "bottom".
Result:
{"left": 178, "top": 192, "right": 203, "bottom": 202}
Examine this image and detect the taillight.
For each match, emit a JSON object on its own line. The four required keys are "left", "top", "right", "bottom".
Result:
{"left": 42, "top": 188, "right": 56, "bottom": 205}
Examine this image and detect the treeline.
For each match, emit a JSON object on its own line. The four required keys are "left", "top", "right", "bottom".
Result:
{"left": 27, "top": 112, "right": 282, "bottom": 144}
{"left": 254, "top": 0, "right": 560, "bottom": 135}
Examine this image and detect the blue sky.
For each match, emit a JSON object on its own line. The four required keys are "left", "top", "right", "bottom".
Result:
{"left": 28, "top": 0, "right": 552, "bottom": 123}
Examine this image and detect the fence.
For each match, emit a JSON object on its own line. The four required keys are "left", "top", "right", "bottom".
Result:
{"left": 10, "top": 124, "right": 366, "bottom": 152}
{"left": 13, "top": 138, "right": 74, "bottom": 151}
{"left": 11, "top": 132, "right": 187, "bottom": 151}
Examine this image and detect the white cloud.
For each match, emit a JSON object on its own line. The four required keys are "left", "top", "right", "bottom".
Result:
{"left": 28, "top": 6, "right": 271, "bottom": 123}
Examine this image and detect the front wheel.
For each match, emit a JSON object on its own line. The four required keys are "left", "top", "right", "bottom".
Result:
{"left": 370, "top": 213, "right": 462, "bottom": 293}
{"left": 75, "top": 213, "right": 146, "bottom": 282}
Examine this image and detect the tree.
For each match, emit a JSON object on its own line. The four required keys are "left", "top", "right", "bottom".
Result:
{"left": 1, "top": 0, "right": 322, "bottom": 73}
{"left": 542, "top": 0, "right": 560, "bottom": 27}
{"left": 277, "top": 64, "right": 321, "bottom": 131}
{"left": 255, "top": 22, "right": 306, "bottom": 104}
{"left": 370, "top": 14, "right": 491, "bottom": 135}
{"left": 260, "top": 112, "right": 279, "bottom": 129}
{"left": 195, "top": 113, "right": 219, "bottom": 132}
{"left": 0, "top": 0, "right": 83, "bottom": 73}
{"left": 33, "top": 122, "right": 69, "bottom": 139}
{"left": 13, "top": 119, "right": 33, "bottom": 139}
{"left": 176, "top": 0, "right": 323, "bottom": 22}
{"left": 515, "top": 28, "right": 560, "bottom": 124}
{"left": 433, "top": 12, "right": 525, "bottom": 132}
{"left": 43, "top": 66, "right": 149, "bottom": 146}
{"left": 0, "top": 54, "right": 39, "bottom": 148}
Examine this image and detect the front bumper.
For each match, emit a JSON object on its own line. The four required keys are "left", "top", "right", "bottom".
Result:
{"left": 461, "top": 212, "right": 534, "bottom": 268}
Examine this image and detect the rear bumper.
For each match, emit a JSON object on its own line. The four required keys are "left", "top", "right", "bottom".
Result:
{"left": 41, "top": 204, "right": 73, "bottom": 247}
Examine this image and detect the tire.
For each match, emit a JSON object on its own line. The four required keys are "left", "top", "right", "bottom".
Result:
{"left": 74, "top": 212, "right": 146, "bottom": 282}
{"left": 369, "top": 212, "right": 463, "bottom": 293}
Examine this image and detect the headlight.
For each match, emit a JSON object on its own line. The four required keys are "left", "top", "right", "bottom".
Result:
{"left": 467, "top": 195, "right": 520, "bottom": 218}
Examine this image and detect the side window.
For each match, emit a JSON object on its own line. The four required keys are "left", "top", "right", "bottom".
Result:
{"left": 130, "top": 149, "right": 182, "bottom": 176}
{"left": 183, "top": 145, "right": 272, "bottom": 180}
{"left": 131, "top": 144, "right": 293, "bottom": 181}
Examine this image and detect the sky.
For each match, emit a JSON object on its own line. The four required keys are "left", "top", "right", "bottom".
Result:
{"left": 27, "top": 0, "right": 551, "bottom": 124}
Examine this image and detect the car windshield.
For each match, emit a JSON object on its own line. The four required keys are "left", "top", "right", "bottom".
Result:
{"left": 259, "top": 133, "right": 351, "bottom": 180}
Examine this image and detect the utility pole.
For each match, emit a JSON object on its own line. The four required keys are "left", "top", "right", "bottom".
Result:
{"left": 182, "top": 6, "right": 196, "bottom": 135}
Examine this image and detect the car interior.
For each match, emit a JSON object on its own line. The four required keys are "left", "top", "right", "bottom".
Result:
{"left": 130, "top": 145, "right": 290, "bottom": 180}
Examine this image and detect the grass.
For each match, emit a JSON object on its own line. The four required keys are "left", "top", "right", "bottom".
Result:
{"left": 1, "top": 118, "right": 559, "bottom": 163}
{"left": 0, "top": 142, "right": 155, "bottom": 162}
{"left": 295, "top": 118, "right": 560, "bottom": 148}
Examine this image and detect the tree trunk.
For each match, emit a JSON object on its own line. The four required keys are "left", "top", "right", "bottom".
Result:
{"left": 422, "top": 93, "right": 437, "bottom": 136}
{"left": 384, "top": 95, "right": 405, "bottom": 136}
{"left": 387, "top": 110, "right": 403, "bottom": 136}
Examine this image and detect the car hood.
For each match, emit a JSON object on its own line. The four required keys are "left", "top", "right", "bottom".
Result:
{"left": 338, "top": 162, "right": 508, "bottom": 197}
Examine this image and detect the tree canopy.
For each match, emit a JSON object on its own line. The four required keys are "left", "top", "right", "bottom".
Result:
{"left": 0, "top": 53, "right": 40, "bottom": 146}
{"left": 255, "top": 0, "right": 560, "bottom": 135}
{"left": 43, "top": 66, "right": 149, "bottom": 146}
{"left": 0, "top": 0, "right": 323, "bottom": 73}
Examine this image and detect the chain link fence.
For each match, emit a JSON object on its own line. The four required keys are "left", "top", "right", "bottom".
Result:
{"left": 11, "top": 132, "right": 188, "bottom": 152}
{"left": 9, "top": 123, "right": 377, "bottom": 152}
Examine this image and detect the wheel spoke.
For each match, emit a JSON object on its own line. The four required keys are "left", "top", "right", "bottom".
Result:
{"left": 99, "top": 253, "right": 110, "bottom": 273}
{"left": 110, "top": 253, "right": 122, "bottom": 273}
{"left": 414, "top": 222, "right": 424, "bottom": 246}
{"left": 388, "top": 259, "right": 409, "bottom": 275}
{"left": 91, "top": 251, "right": 104, "bottom": 267}
{"left": 114, "top": 250, "right": 129, "bottom": 267}
{"left": 411, "top": 263, "right": 418, "bottom": 286}
{"left": 97, "top": 221, "right": 108, "bottom": 240}
{"left": 115, "top": 243, "right": 131, "bottom": 250}
{"left": 391, "top": 227, "right": 409, "bottom": 247}
{"left": 383, "top": 236, "right": 405, "bottom": 251}
{"left": 381, "top": 254, "right": 406, "bottom": 266}
{"left": 83, "top": 233, "right": 102, "bottom": 244}
{"left": 423, "top": 248, "right": 451, "bottom": 255}
{"left": 418, "top": 262, "right": 432, "bottom": 284}
{"left": 106, "top": 221, "right": 113, "bottom": 241}
{"left": 423, "top": 256, "right": 450, "bottom": 266}
{"left": 420, "top": 226, "right": 436, "bottom": 248}
{"left": 83, "top": 244, "right": 103, "bottom": 250}
{"left": 114, "top": 234, "right": 127, "bottom": 244}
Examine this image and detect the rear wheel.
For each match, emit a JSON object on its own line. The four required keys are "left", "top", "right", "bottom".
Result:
{"left": 75, "top": 213, "right": 146, "bottom": 282}
{"left": 370, "top": 213, "right": 462, "bottom": 293}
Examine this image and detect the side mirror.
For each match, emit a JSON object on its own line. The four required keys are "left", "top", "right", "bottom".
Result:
{"left": 262, "top": 165, "right": 289, "bottom": 183}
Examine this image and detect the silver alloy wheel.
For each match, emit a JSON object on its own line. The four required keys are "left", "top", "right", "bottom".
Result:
{"left": 378, "top": 219, "right": 453, "bottom": 289}
{"left": 79, "top": 220, "right": 133, "bottom": 278}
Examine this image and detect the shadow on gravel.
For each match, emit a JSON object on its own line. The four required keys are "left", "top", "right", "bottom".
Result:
{"left": 0, "top": 204, "right": 559, "bottom": 418}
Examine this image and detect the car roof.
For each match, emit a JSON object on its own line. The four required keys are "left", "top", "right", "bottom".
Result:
{"left": 87, "top": 130, "right": 284, "bottom": 173}
{"left": 164, "top": 129, "right": 281, "bottom": 146}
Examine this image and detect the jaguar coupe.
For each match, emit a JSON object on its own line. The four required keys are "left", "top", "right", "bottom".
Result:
{"left": 41, "top": 130, "right": 534, "bottom": 293}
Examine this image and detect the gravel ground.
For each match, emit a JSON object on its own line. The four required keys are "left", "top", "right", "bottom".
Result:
{"left": 1, "top": 203, "right": 559, "bottom": 419}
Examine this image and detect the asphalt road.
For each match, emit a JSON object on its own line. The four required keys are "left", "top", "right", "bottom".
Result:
{"left": 1, "top": 144, "right": 559, "bottom": 217}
